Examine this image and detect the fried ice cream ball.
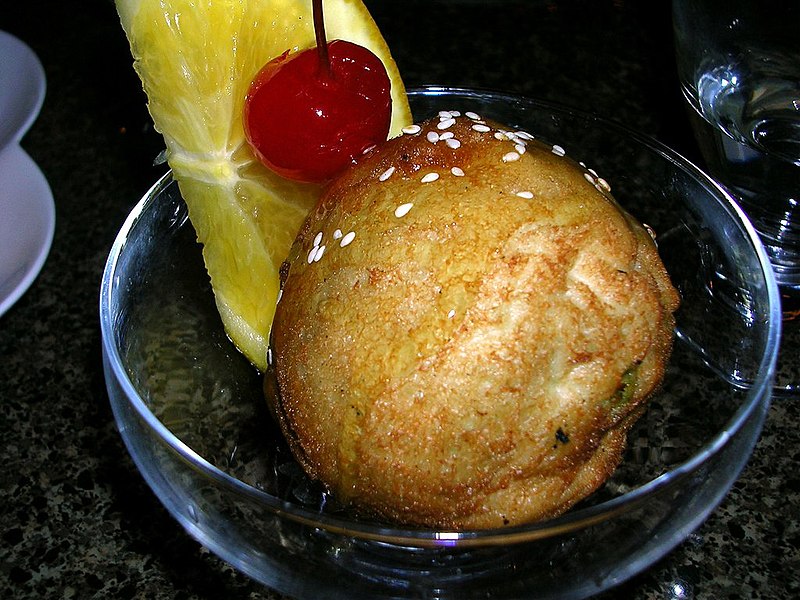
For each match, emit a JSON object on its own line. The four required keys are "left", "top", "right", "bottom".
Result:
{"left": 268, "top": 112, "right": 680, "bottom": 529}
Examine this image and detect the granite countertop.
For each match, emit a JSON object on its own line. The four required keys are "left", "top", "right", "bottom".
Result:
{"left": 1, "top": 1, "right": 798, "bottom": 598}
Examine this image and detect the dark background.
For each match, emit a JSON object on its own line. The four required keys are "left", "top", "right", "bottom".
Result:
{"left": 1, "top": 1, "right": 797, "bottom": 598}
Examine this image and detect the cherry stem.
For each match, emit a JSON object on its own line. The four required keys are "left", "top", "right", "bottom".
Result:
{"left": 313, "top": 0, "right": 331, "bottom": 77}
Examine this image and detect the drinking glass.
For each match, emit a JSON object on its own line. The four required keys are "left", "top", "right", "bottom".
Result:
{"left": 673, "top": 0, "right": 799, "bottom": 395}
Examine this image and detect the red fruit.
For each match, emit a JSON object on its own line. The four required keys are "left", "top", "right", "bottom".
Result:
{"left": 243, "top": 39, "right": 392, "bottom": 183}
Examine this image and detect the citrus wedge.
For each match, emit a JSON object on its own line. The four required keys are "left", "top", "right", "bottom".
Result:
{"left": 115, "top": 0, "right": 412, "bottom": 371}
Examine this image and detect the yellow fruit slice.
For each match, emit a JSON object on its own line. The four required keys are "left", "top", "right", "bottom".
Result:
{"left": 115, "top": 0, "right": 412, "bottom": 371}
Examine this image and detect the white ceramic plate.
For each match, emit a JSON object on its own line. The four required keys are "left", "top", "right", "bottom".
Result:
{"left": 0, "top": 146, "right": 55, "bottom": 316}
{"left": 0, "top": 30, "right": 46, "bottom": 150}
{"left": 0, "top": 31, "right": 52, "bottom": 317}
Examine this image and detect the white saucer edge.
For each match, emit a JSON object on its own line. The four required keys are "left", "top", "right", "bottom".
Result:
{"left": 0, "top": 144, "right": 55, "bottom": 317}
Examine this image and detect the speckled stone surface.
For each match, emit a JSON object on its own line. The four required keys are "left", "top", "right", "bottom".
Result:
{"left": 0, "top": 1, "right": 798, "bottom": 598}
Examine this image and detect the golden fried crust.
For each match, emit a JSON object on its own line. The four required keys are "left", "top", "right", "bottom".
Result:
{"left": 270, "top": 114, "right": 680, "bottom": 529}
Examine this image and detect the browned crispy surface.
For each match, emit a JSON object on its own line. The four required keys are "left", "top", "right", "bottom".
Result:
{"left": 270, "top": 113, "right": 680, "bottom": 529}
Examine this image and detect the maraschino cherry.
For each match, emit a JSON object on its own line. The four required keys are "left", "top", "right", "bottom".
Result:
{"left": 243, "top": 0, "right": 392, "bottom": 183}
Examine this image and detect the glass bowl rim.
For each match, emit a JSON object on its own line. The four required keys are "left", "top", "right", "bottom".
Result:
{"left": 99, "top": 86, "right": 781, "bottom": 548}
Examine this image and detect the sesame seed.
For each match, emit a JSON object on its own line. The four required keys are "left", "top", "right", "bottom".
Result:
{"left": 340, "top": 231, "right": 356, "bottom": 247}
{"left": 588, "top": 167, "right": 599, "bottom": 177}
{"left": 313, "top": 245, "right": 326, "bottom": 262}
{"left": 450, "top": 110, "right": 461, "bottom": 117}
{"left": 427, "top": 131, "right": 440, "bottom": 144}
{"left": 333, "top": 229, "right": 343, "bottom": 240}
{"left": 448, "top": 309, "right": 456, "bottom": 319}
{"left": 379, "top": 166, "right": 396, "bottom": 181}
{"left": 451, "top": 166, "right": 465, "bottom": 177}
{"left": 421, "top": 172, "right": 440, "bottom": 183}
{"left": 439, "top": 131, "right": 455, "bottom": 140}
{"left": 472, "top": 124, "right": 491, "bottom": 133}
{"left": 502, "top": 151, "right": 521, "bottom": 163}
{"left": 596, "top": 177, "right": 611, "bottom": 192}
{"left": 465, "top": 111, "right": 481, "bottom": 120}
{"left": 516, "top": 191, "right": 534, "bottom": 199}
{"left": 516, "top": 131, "right": 534, "bottom": 140}
{"left": 313, "top": 232, "right": 323, "bottom": 247}
{"left": 446, "top": 138, "right": 462, "bottom": 149}
{"left": 307, "top": 248, "right": 317, "bottom": 264}
{"left": 277, "top": 289, "right": 283, "bottom": 304}
{"left": 362, "top": 144, "right": 376, "bottom": 155}
{"left": 584, "top": 172, "right": 595, "bottom": 185}
{"left": 551, "top": 144, "right": 566, "bottom": 157}
{"left": 515, "top": 143, "right": 526, "bottom": 154}
{"left": 395, "top": 203, "right": 414, "bottom": 218}
{"left": 438, "top": 118, "right": 456, "bottom": 130}
{"left": 438, "top": 110, "right": 452, "bottom": 119}
{"left": 267, "top": 347, "right": 273, "bottom": 366}
{"left": 494, "top": 132, "right": 508, "bottom": 140}
{"left": 402, "top": 124, "right": 421, "bottom": 135}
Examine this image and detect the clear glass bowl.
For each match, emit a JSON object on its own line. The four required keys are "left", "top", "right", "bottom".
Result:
{"left": 100, "top": 88, "right": 780, "bottom": 599}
